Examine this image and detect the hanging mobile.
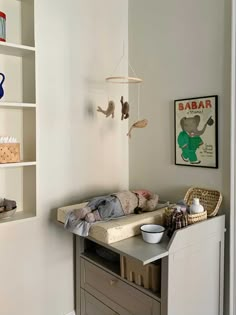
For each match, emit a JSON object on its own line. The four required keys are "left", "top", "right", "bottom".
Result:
{"left": 105, "top": 42, "right": 148, "bottom": 138}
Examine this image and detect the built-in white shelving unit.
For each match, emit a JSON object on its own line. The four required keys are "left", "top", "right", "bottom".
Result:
{"left": 0, "top": 42, "right": 35, "bottom": 57}
{"left": 0, "top": 102, "right": 36, "bottom": 108}
{"left": 0, "top": 0, "right": 36, "bottom": 224}
{"left": 0, "top": 161, "right": 36, "bottom": 168}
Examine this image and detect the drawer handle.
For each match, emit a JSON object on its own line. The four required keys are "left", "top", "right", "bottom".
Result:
{"left": 109, "top": 279, "right": 118, "bottom": 286}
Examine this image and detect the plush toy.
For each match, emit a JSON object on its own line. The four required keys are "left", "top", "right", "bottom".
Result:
{"left": 127, "top": 119, "right": 148, "bottom": 138}
{"left": 66, "top": 190, "right": 159, "bottom": 225}
{"left": 120, "top": 96, "right": 129, "bottom": 120}
{"left": 97, "top": 100, "right": 115, "bottom": 118}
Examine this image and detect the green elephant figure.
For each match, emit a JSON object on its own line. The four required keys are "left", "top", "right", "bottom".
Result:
{"left": 177, "top": 115, "right": 214, "bottom": 164}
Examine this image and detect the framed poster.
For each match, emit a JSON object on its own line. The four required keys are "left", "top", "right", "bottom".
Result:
{"left": 174, "top": 95, "right": 218, "bottom": 168}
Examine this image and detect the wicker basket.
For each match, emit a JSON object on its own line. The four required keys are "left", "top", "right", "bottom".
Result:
{"left": 187, "top": 210, "right": 207, "bottom": 225}
{"left": 184, "top": 187, "right": 222, "bottom": 217}
{"left": 0, "top": 143, "right": 20, "bottom": 163}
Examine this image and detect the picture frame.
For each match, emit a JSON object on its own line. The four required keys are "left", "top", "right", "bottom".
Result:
{"left": 174, "top": 95, "right": 218, "bottom": 168}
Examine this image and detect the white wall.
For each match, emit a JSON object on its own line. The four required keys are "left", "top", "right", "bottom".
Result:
{"left": 129, "top": 0, "right": 230, "bottom": 206}
{"left": 128, "top": 0, "right": 231, "bottom": 314}
{"left": 0, "top": 1, "right": 128, "bottom": 315}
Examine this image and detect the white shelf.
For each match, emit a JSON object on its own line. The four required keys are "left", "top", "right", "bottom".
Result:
{"left": 0, "top": 211, "right": 36, "bottom": 225}
{"left": 0, "top": 102, "right": 36, "bottom": 109}
{"left": 0, "top": 161, "right": 36, "bottom": 168}
{"left": 0, "top": 0, "right": 37, "bottom": 224}
{"left": 16, "top": 0, "right": 33, "bottom": 2}
{"left": 0, "top": 42, "right": 35, "bottom": 57}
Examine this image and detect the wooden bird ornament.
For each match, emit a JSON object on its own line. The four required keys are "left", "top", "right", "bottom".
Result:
{"left": 120, "top": 96, "right": 129, "bottom": 120}
{"left": 97, "top": 100, "right": 115, "bottom": 118}
{"left": 127, "top": 119, "right": 148, "bottom": 138}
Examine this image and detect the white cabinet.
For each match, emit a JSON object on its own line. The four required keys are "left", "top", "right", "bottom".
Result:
{"left": 0, "top": 0, "right": 36, "bottom": 223}
{"left": 76, "top": 215, "right": 225, "bottom": 315}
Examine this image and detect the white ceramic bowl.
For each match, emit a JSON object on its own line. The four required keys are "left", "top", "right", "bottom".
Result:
{"left": 140, "top": 224, "right": 165, "bottom": 244}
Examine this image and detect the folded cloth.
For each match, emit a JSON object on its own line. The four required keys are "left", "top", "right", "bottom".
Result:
{"left": 64, "top": 190, "right": 159, "bottom": 236}
{"left": 64, "top": 211, "right": 92, "bottom": 237}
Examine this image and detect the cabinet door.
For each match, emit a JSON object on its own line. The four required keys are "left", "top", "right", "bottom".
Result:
{"left": 81, "top": 289, "right": 118, "bottom": 315}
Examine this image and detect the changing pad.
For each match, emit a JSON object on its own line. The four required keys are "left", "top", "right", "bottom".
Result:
{"left": 57, "top": 202, "right": 166, "bottom": 244}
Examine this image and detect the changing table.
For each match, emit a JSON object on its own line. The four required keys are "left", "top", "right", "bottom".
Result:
{"left": 57, "top": 204, "right": 225, "bottom": 315}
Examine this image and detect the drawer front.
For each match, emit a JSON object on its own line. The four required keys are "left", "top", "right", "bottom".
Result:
{"left": 81, "top": 289, "right": 118, "bottom": 315}
{"left": 81, "top": 258, "right": 161, "bottom": 315}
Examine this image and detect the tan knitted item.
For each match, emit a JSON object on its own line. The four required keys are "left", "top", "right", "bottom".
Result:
{"left": 142, "top": 193, "right": 159, "bottom": 212}
{"left": 114, "top": 191, "right": 138, "bottom": 215}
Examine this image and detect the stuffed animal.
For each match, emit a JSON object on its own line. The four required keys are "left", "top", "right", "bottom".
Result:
{"left": 68, "top": 190, "right": 159, "bottom": 224}
{"left": 127, "top": 119, "right": 148, "bottom": 138}
{"left": 97, "top": 100, "right": 115, "bottom": 118}
{"left": 120, "top": 96, "right": 129, "bottom": 120}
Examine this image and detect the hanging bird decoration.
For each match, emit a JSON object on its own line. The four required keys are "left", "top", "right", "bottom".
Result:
{"left": 0, "top": 73, "right": 5, "bottom": 99}
{"left": 97, "top": 100, "right": 115, "bottom": 118}
{"left": 120, "top": 96, "right": 129, "bottom": 120}
{"left": 127, "top": 119, "right": 148, "bottom": 138}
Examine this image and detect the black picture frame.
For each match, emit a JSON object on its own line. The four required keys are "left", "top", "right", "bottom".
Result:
{"left": 174, "top": 95, "right": 218, "bottom": 168}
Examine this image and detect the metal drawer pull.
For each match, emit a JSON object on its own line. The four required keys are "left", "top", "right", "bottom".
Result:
{"left": 109, "top": 279, "right": 118, "bottom": 286}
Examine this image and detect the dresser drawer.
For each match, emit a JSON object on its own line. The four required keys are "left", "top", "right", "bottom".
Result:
{"left": 81, "top": 289, "right": 118, "bottom": 315}
{"left": 81, "top": 258, "right": 161, "bottom": 315}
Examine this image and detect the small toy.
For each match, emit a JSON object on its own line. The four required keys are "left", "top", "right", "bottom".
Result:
{"left": 120, "top": 96, "right": 129, "bottom": 120}
{"left": 97, "top": 100, "right": 115, "bottom": 118}
{"left": 0, "top": 73, "right": 5, "bottom": 99}
{"left": 127, "top": 119, "right": 148, "bottom": 138}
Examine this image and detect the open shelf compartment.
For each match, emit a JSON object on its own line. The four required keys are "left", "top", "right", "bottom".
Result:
{"left": 0, "top": 164, "right": 36, "bottom": 224}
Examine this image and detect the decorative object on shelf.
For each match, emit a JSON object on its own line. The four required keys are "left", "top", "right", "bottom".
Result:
{"left": 0, "top": 198, "right": 17, "bottom": 219}
{"left": 174, "top": 95, "right": 218, "bottom": 168}
{"left": 0, "top": 136, "right": 20, "bottom": 163}
{"left": 127, "top": 119, "right": 148, "bottom": 138}
{"left": 189, "top": 197, "right": 204, "bottom": 214}
{"left": 0, "top": 72, "right": 5, "bottom": 99}
{"left": 120, "top": 96, "right": 129, "bottom": 120}
{"left": 97, "top": 100, "right": 115, "bottom": 118}
{"left": 184, "top": 186, "right": 222, "bottom": 217}
{"left": 0, "top": 11, "right": 6, "bottom": 42}
{"left": 120, "top": 255, "right": 161, "bottom": 292}
{"left": 166, "top": 206, "right": 188, "bottom": 238}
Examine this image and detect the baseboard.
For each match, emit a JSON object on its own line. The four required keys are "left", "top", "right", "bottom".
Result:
{"left": 65, "top": 311, "right": 75, "bottom": 315}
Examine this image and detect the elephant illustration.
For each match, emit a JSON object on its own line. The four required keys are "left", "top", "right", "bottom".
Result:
{"left": 177, "top": 115, "right": 214, "bottom": 164}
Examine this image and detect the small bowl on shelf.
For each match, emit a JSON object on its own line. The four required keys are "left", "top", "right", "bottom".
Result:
{"left": 0, "top": 207, "right": 17, "bottom": 220}
{"left": 140, "top": 224, "right": 165, "bottom": 244}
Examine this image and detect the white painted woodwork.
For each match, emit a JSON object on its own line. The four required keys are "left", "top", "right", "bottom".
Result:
{"left": 230, "top": 1, "right": 236, "bottom": 314}
{"left": 0, "top": 42, "right": 35, "bottom": 57}
{"left": 0, "top": 0, "right": 36, "bottom": 222}
{"left": 0, "top": 161, "right": 36, "bottom": 168}
{"left": 0, "top": 102, "right": 36, "bottom": 108}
